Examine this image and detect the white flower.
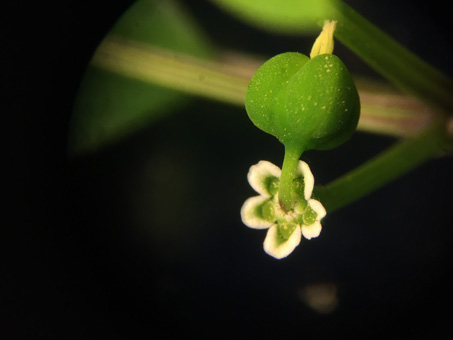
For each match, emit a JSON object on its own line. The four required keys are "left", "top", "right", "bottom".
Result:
{"left": 241, "top": 160, "right": 326, "bottom": 259}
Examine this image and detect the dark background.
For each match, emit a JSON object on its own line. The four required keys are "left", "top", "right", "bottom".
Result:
{"left": 3, "top": 0, "right": 452, "bottom": 338}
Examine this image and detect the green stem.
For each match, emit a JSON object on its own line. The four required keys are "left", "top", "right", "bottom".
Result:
{"left": 332, "top": 3, "right": 453, "bottom": 113}
{"left": 278, "top": 145, "right": 304, "bottom": 211}
{"left": 314, "top": 115, "right": 452, "bottom": 212}
{"left": 91, "top": 36, "right": 250, "bottom": 106}
{"left": 92, "top": 35, "right": 436, "bottom": 138}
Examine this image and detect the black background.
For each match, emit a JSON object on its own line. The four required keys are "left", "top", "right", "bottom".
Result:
{"left": 3, "top": 1, "right": 453, "bottom": 338}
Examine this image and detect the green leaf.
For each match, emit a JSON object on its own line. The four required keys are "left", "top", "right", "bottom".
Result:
{"left": 210, "top": 0, "right": 340, "bottom": 34}
{"left": 69, "top": 0, "right": 214, "bottom": 156}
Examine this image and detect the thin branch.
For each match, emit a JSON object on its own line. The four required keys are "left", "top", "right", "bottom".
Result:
{"left": 313, "top": 115, "right": 452, "bottom": 212}
{"left": 92, "top": 35, "right": 435, "bottom": 138}
{"left": 332, "top": 3, "right": 453, "bottom": 113}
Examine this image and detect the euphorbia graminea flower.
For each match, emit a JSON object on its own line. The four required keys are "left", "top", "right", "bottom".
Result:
{"left": 241, "top": 160, "right": 326, "bottom": 259}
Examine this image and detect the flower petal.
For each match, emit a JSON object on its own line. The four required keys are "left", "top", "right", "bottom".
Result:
{"left": 308, "top": 199, "right": 326, "bottom": 219}
{"left": 263, "top": 224, "right": 302, "bottom": 259}
{"left": 302, "top": 221, "right": 322, "bottom": 240}
{"left": 240, "top": 196, "right": 274, "bottom": 229}
{"left": 247, "top": 161, "right": 281, "bottom": 197}
{"left": 295, "top": 161, "right": 314, "bottom": 200}
{"left": 301, "top": 199, "right": 326, "bottom": 240}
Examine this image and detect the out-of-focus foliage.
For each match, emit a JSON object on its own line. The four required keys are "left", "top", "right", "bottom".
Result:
{"left": 210, "top": 0, "right": 340, "bottom": 34}
{"left": 69, "top": 0, "right": 213, "bottom": 156}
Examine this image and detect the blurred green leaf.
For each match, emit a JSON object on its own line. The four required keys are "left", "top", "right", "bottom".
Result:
{"left": 210, "top": 0, "right": 339, "bottom": 34}
{"left": 69, "top": 0, "right": 214, "bottom": 156}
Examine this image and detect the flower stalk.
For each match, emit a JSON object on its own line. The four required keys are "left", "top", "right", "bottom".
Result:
{"left": 278, "top": 145, "right": 304, "bottom": 211}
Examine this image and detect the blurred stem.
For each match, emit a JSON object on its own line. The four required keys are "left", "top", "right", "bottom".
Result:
{"left": 331, "top": 3, "right": 453, "bottom": 113}
{"left": 91, "top": 36, "right": 250, "bottom": 106}
{"left": 313, "top": 115, "right": 453, "bottom": 213}
{"left": 92, "top": 35, "right": 435, "bottom": 138}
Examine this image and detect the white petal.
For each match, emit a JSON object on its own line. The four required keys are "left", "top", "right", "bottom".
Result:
{"left": 263, "top": 225, "right": 302, "bottom": 259}
{"left": 247, "top": 161, "right": 281, "bottom": 197}
{"left": 295, "top": 161, "right": 314, "bottom": 200}
{"left": 301, "top": 199, "right": 326, "bottom": 240}
{"left": 240, "top": 196, "right": 274, "bottom": 229}
{"left": 302, "top": 221, "right": 322, "bottom": 240}
{"left": 308, "top": 199, "right": 326, "bottom": 219}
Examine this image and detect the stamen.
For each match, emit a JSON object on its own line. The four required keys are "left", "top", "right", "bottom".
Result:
{"left": 310, "top": 20, "right": 337, "bottom": 58}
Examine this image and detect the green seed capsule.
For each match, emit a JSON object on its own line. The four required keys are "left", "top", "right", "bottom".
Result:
{"left": 245, "top": 52, "right": 310, "bottom": 139}
{"left": 245, "top": 52, "right": 360, "bottom": 152}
